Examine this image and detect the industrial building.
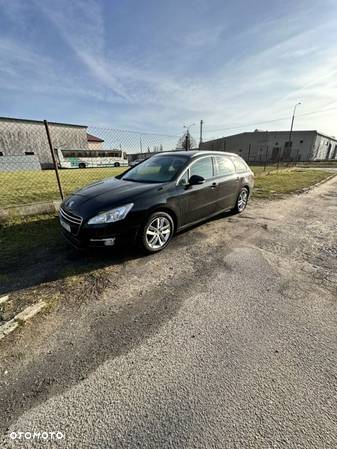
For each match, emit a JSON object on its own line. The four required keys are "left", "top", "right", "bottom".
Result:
{"left": 0, "top": 117, "right": 131, "bottom": 172}
{"left": 200, "top": 130, "right": 337, "bottom": 162}
{"left": 0, "top": 116, "right": 89, "bottom": 170}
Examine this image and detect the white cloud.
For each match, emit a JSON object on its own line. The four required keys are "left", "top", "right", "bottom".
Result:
{"left": 1, "top": 0, "right": 336, "bottom": 137}
{"left": 175, "top": 26, "right": 226, "bottom": 49}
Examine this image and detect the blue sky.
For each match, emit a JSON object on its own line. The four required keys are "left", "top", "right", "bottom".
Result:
{"left": 1, "top": 0, "right": 337, "bottom": 140}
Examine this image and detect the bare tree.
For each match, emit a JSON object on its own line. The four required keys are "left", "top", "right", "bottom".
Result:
{"left": 176, "top": 130, "right": 197, "bottom": 150}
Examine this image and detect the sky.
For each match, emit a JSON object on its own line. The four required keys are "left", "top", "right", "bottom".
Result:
{"left": 1, "top": 0, "right": 337, "bottom": 142}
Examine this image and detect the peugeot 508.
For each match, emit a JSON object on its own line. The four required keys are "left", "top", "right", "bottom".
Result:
{"left": 59, "top": 151, "right": 254, "bottom": 252}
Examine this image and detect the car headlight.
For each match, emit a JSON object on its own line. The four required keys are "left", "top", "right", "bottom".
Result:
{"left": 87, "top": 203, "right": 134, "bottom": 225}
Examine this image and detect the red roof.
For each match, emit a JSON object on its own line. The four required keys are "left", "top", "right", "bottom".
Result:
{"left": 87, "top": 133, "right": 104, "bottom": 143}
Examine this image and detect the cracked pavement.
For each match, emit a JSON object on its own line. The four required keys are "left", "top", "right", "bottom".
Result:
{"left": 1, "top": 176, "right": 337, "bottom": 448}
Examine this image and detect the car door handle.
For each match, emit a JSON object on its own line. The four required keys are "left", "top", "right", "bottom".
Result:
{"left": 211, "top": 182, "right": 217, "bottom": 189}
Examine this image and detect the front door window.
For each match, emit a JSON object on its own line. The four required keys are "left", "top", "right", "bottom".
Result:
{"left": 189, "top": 157, "right": 213, "bottom": 179}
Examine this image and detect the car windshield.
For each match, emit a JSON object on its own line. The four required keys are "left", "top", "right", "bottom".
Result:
{"left": 122, "top": 155, "right": 188, "bottom": 183}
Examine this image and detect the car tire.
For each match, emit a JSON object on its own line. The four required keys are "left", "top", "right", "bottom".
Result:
{"left": 114, "top": 162, "right": 120, "bottom": 167}
{"left": 139, "top": 211, "right": 174, "bottom": 253}
{"left": 233, "top": 187, "right": 249, "bottom": 213}
{"left": 79, "top": 162, "right": 86, "bottom": 169}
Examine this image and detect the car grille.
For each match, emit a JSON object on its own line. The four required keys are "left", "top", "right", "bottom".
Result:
{"left": 59, "top": 207, "right": 83, "bottom": 235}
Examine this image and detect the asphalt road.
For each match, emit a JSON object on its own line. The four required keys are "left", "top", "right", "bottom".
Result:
{"left": 1, "top": 176, "right": 337, "bottom": 448}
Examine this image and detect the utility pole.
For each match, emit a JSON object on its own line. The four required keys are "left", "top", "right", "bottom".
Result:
{"left": 199, "top": 120, "right": 203, "bottom": 147}
{"left": 287, "top": 102, "right": 301, "bottom": 153}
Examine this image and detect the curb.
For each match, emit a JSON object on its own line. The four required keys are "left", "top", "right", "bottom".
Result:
{"left": 0, "top": 295, "right": 9, "bottom": 305}
{"left": 0, "top": 301, "right": 47, "bottom": 341}
{"left": 0, "top": 200, "right": 61, "bottom": 223}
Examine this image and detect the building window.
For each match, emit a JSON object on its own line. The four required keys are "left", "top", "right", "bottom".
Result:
{"left": 25, "top": 151, "right": 34, "bottom": 155}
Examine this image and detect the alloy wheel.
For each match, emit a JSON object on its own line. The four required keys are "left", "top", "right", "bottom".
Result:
{"left": 237, "top": 189, "right": 248, "bottom": 212}
{"left": 145, "top": 216, "right": 172, "bottom": 250}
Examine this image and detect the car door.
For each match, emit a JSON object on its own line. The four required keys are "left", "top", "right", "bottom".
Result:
{"left": 178, "top": 156, "right": 218, "bottom": 226}
{"left": 213, "top": 155, "right": 240, "bottom": 211}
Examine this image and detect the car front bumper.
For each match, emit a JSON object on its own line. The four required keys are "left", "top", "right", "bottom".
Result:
{"left": 59, "top": 211, "right": 141, "bottom": 249}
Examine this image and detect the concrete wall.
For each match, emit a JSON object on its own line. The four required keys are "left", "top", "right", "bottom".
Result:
{"left": 0, "top": 119, "right": 89, "bottom": 168}
{"left": 200, "top": 131, "right": 337, "bottom": 161}
{"left": 0, "top": 155, "right": 41, "bottom": 172}
{"left": 312, "top": 134, "right": 337, "bottom": 160}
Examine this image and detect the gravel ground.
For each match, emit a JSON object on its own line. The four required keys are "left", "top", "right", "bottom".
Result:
{"left": 1, "top": 176, "right": 337, "bottom": 448}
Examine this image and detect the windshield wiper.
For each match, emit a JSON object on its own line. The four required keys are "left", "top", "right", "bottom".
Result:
{"left": 122, "top": 178, "right": 141, "bottom": 183}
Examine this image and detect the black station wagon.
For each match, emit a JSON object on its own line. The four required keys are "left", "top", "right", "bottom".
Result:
{"left": 59, "top": 151, "right": 254, "bottom": 252}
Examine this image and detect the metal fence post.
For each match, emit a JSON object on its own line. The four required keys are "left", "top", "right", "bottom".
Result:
{"left": 44, "top": 120, "right": 64, "bottom": 200}
{"left": 277, "top": 149, "right": 281, "bottom": 170}
{"left": 295, "top": 149, "right": 299, "bottom": 166}
{"left": 264, "top": 146, "right": 269, "bottom": 171}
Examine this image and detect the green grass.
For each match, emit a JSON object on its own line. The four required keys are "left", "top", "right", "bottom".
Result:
{"left": 251, "top": 164, "right": 294, "bottom": 176}
{"left": 0, "top": 165, "right": 333, "bottom": 208}
{"left": 254, "top": 168, "right": 332, "bottom": 198}
{"left": 0, "top": 167, "right": 126, "bottom": 207}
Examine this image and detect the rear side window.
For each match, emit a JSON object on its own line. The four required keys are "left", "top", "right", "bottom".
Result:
{"left": 190, "top": 157, "right": 213, "bottom": 179}
{"left": 233, "top": 157, "right": 248, "bottom": 173}
{"left": 215, "top": 156, "right": 235, "bottom": 176}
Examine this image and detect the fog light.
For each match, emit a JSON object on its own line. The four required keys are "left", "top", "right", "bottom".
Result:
{"left": 104, "top": 238, "right": 115, "bottom": 247}
{"left": 89, "top": 237, "right": 116, "bottom": 246}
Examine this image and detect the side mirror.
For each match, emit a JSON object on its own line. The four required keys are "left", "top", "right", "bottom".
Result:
{"left": 189, "top": 174, "right": 205, "bottom": 185}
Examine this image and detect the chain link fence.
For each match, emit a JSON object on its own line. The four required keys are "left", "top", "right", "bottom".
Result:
{"left": 1, "top": 118, "right": 335, "bottom": 210}
{"left": 0, "top": 118, "right": 179, "bottom": 209}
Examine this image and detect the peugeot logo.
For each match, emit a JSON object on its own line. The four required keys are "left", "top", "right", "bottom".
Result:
{"left": 67, "top": 200, "right": 75, "bottom": 208}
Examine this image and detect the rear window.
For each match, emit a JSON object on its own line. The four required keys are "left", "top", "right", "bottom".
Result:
{"left": 233, "top": 157, "right": 248, "bottom": 173}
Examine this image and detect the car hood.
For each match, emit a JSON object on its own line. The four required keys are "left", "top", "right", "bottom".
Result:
{"left": 62, "top": 177, "right": 163, "bottom": 217}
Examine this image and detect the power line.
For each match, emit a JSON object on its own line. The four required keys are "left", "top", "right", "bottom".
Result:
{"left": 205, "top": 105, "right": 337, "bottom": 134}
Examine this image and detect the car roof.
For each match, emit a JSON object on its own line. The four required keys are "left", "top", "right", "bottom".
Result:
{"left": 157, "top": 150, "right": 240, "bottom": 158}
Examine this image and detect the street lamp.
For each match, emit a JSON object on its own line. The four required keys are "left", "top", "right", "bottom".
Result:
{"left": 183, "top": 123, "right": 195, "bottom": 131}
{"left": 288, "top": 102, "right": 301, "bottom": 151}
